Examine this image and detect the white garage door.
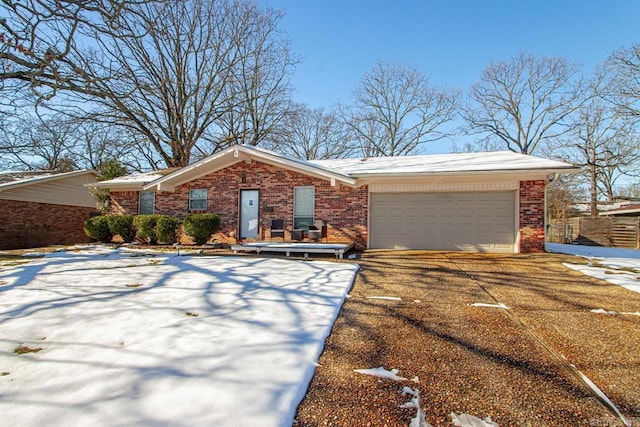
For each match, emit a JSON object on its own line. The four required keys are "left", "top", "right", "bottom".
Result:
{"left": 370, "top": 191, "right": 516, "bottom": 253}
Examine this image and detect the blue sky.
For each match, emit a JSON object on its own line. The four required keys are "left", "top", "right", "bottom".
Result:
{"left": 262, "top": 1, "right": 639, "bottom": 152}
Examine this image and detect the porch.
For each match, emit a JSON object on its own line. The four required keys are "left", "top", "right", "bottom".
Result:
{"left": 230, "top": 242, "right": 354, "bottom": 259}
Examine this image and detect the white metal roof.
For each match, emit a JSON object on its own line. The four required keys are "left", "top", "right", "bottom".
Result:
{"left": 310, "top": 151, "right": 578, "bottom": 177}
{"left": 94, "top": 146, "right": 579, "bottom": 191}
{"left": 98, "top": 171, "right": 170, "bottom": 186}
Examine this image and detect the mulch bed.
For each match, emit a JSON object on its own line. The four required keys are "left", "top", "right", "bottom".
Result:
{"left": 294, "top": 250, "right": 640, "bottom": 427}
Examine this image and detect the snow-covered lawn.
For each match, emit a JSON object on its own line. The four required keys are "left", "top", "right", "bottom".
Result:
{"left": 0, "top": 246, "right": 358, "bottom": 427}
{"left": 546, "top": 243, "right": 640, "bottom": 294}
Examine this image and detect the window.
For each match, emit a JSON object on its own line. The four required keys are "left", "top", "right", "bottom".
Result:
{"left": 189, "top": 189, "right": 207, "bottom": 211}
{"left": 139, "top": 191, "right": 155, "bottom": 214}
{"left": 293, "top": 186, "right": 314, "bottom": 229}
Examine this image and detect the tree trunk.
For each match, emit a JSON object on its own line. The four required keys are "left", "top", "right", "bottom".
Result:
{"left": 590, "top": 162, "right": 598, "bottom": 217}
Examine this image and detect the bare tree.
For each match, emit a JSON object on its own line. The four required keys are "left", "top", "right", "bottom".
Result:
{"left": 4, "top": 0, "right": 294, "bottom": 168}
{"left": 551, "top": 101, "right": 639, "bottom": 216}
{"left": 68, "top": 0, "right": 241, "bottom": 167}
{"left": 343, "top": 61, "right": 458, "bottom": 157}
{"left": 617, "top": 182, "right": 640, "bottom": 199}
{"left": 546, "top": 174, "right": 584, "bottom": 221}
{"left": 212, "top": 3, "right": 296, "bottom": 149}
{"left": 0, "top": 112, "right": 81, "bottom": 170}
{"left": 607, "top": 42, "right": 640, "bottom": 118}
{"left": 0, "top": 110, "right": 141, "bottom": 171}
{"left": 266, "top": 104, "right": 355, "bottom": 160}
{"left": 0, "top": 0, "right": 151, "bottom": 99}
{"left": 74, "top": 121, "right": 153, "bottom": 171}
{"left": 463, "top": 53, "right": 587, "bottom": 154}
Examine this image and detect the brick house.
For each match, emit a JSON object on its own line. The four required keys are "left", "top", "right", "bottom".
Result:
{"left": 95, "top": 145, "right": 578, "bottom": 253}
{"left": 0, "top": 170, "right": 98, "bottom": 249}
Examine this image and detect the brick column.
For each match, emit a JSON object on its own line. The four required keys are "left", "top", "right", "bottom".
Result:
{"left": 519, "top": 180, "right": 546, "bottom": 253}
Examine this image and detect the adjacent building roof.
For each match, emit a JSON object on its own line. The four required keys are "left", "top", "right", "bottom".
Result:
{"left": 0, "top": 169, "right": 96, "bottom": 192}
{"left": 0, "top": 169, "right": 97, "bottom": 208}
{"left": 92, "top": 145, "right": 580, "bottom": 192}
{"left": 599, "top": 203, "right": 640, "bottom": 216}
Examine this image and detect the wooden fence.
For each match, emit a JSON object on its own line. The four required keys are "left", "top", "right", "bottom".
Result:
{"left": 547, "top": 217, "right": 639, "bottom": 249}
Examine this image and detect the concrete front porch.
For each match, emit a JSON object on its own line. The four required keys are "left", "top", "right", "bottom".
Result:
{"left": 230, "top": 242, "right": 354, "bottom": 259}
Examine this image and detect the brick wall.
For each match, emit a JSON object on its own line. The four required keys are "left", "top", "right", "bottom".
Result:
{"left": 110, "top": 161, "right": 369, "bottom": 248}
{"left": 109, "top": 191, "right": 139, "bottom": 215}
{"left": 519, "top": 180, "right": 546, "bottom": 253}
{"left": 0, "top": 199, "right": 97, "bottom": 249}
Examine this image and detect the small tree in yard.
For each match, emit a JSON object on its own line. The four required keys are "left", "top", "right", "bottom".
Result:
{"left": 183, "top": 214, "right": 220, "bottom": 245}
{"left": 92, "top": 159, "right": 128, "bottom": 214}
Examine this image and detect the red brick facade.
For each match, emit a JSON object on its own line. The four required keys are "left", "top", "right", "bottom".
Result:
{"left": 518, "top": 180, "right": 546, "bottom": 253}
{"left": 0, "top": 199, "right": 97, "bottom": 250}
{"left": 110, "top": 161, "right": 369, "bottom": 248}
{"left": 109, "top": 162, "right": 548, "bottom": 253}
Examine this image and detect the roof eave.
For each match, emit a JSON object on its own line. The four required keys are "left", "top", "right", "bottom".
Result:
{"left": 87, "top": 181, "right": 148, "bottom": 191}
{"left": 0, "top": 169, "right": 97, "bottom": 193}
{"left": 600, "top": 208, "right": 640, "bottom": 216}
{"left": 143, "top": 145, "right": 357, "bottom": 191}
{"left": 350, "top": 166, "right": 581, "bottom": 180}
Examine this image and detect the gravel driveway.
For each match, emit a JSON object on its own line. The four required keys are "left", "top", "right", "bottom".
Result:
{"left": 294, "top": 250, "right": 640, "bottom": 427}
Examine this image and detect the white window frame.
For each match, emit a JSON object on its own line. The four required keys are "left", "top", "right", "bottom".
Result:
{"left": 293, "top": 186, "right": 314, "bottom": 229}
{"left": 189, "top": 189, "right": 207, "bottom": 211}
{"left": 139, "top": 191, "right": 155, "bottom": 215}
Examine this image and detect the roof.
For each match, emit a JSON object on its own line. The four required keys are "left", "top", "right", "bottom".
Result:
{"left": 93, "top": 168, "right": 179, "bottom": 189}
{"left": 0, "top": 169, "right": 98, "bottom": 208}
{"left": 599, "top": 203, "right": 640, "bottom": 216}
{"left": 311, "top": 151, "right": 577, "bottom": 177}
{"left": 93, "top": 145, "right": 579, "bottom": 192}
{"left": 0, "top": 169, "right": 97, "bottom": 192}
{"left": 142, "top": 145, "right": 356, "bottom": 192}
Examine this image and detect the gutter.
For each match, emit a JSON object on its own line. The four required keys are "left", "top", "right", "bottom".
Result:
{"left": 347, "top": 167, "right": 581, "bottom": 179}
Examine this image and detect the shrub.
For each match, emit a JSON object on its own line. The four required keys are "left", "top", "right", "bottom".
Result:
{"left": 183, "top": 213, "right": 220, "bottom": 245}
{"left": 156, "top": 216, "right": 182, "bottom": 244}
{"left": 106, "top": 215, "right": 134, "bottom": 243}
{"left": 84, "top": 216, "right": 112, "bottom": 242}
{"left": 133, "top": 214, "right": 159, "bottom": 244}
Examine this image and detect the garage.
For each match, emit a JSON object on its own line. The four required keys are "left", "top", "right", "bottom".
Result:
{"left": 369, "top": 191, "right": 516, "bottom": 252}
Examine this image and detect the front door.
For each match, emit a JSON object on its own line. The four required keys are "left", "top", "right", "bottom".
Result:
{"left": 240, "top": 190, "right": 259, "bottom": 239}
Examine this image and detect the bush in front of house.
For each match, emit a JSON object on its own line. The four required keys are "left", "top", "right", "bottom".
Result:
{"left": 133, "top": 214, "right": 160, "bottom": 244}
{"left": 106, "top": 215, "right": 135, "bottom": 243}
{"left": 84, "top": 216, "right": 112, "bottom": 242}
{"left": 183, "top": 213, "right": 220, "bottom": 245}
{"left": 156, "top": 216, "right": 182, "bottom": 244}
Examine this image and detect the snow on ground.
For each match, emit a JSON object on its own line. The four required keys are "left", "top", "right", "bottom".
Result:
{"left": 366, "top": 296, "right": 403, "bottom": 301}
{"left": 546, "top": 243, "right": 640, "bottom": 294}
{"left": 469, "top": 303, "right": 510, "bottom": 310}
{"left": 354, "top": 366, "right": 408, "bottom": 381}
{"left": 354, "top": 367, "right": 494, "bottom": 427}
{"left": 0, "top": 246, "right": 358, "bottom": 427}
